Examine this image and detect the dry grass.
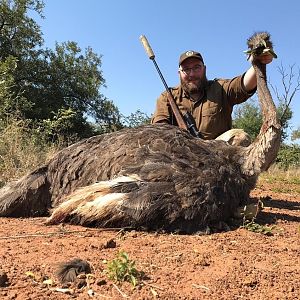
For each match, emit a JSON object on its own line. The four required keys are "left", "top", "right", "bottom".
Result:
{"left": 0, "top": 119, "right": 60, "bottom": 186}
{"left": 260, "top": 164, "right": 300, "bottom": 183}
{"left": 258, "top": 164, "right": 300, "bottom": 193}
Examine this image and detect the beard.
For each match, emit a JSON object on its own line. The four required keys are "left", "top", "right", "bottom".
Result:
{"left": 181, "top": 74, "right": 208, "bottom": 96}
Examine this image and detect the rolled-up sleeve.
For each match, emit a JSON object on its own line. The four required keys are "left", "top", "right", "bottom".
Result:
{"left": 221, "top": 74, "right": 256, "bottom": 105}
{"left": 151, "top": 92, "right": 171, "bottom": 124}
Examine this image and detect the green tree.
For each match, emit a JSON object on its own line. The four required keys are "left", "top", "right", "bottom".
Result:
{"left": 232, "top": 99, "right": 262, "bottom": 140}
{"left": 276, "top": 99, "right": 292, "bottom": 141}
{"left": 291, "top": 128, "right": 300, "bottom": 141}
{"left": 20, "top": 41, "right": 122, "bottom": 135}
{"left": 0, "top": 56, "right": 17, "bottom": 120}
{"left": 122, "top": 109, "right": 151, "bottom": 128}
{"left": 0, "top": 0, "right": 44, "bottom": 60}
{"left": 233, "top": 99, "right": 292, "bottom": 142}
{"left": 0, "top": 0, "right": 122, "bottom": 139}
{"left": 276, "top": 144, "right": 300, "bottom": 170}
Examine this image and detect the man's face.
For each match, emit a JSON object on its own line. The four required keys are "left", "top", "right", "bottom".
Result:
{"left": 178, "top": 57, "right": 207, "bottom": 95}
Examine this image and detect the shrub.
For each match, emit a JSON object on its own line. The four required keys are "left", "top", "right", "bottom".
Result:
{"left": 105, "top": 251, "right": 140, "bottom": 287}
{"left": 276, "top": 144, "right": 300, "bottom": 170}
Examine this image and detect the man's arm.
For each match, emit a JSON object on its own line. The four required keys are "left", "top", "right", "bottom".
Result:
{"left": 243, "top": 54, "right": 273, "bottom": 92}
{"left": 151, "top": 92, "right": 171, "bottom": 124}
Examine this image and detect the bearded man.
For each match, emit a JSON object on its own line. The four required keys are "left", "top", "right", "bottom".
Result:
{"left": 151, "top": 50, "right": 273, "bottom": 145}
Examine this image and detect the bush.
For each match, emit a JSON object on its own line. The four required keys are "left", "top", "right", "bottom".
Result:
{"left": 105, "top": 251, "right": 140, "bottom": 287}
{"left": 275, "top": 144, "right": 300, "bottom": 170}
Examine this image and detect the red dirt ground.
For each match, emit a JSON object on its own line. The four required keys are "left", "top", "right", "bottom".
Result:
{"left": 0, "top": 182, "right": 299, "bottom": 300}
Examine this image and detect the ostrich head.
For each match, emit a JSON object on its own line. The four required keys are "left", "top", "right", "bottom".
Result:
{"left": 244, "top": 31, "right": 277, "bottom": 60}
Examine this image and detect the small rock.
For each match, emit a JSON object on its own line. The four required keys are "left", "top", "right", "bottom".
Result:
{"left": 96, "top": 279, "right": 107, "bottom": 286}
{"left": 104, "top": 239, "right": 116, "bottom": 248}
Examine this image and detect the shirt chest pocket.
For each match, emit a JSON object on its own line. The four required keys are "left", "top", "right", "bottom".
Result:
{"left": 201, "top": 104, "right": 223, "bottom": 118}
{"left": 197, "top": 103, "right": 226, "bottom": 139}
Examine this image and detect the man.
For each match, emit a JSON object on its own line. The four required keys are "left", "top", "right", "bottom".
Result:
{"left": 151, "top": 50, "right": 273, "bottom": 145}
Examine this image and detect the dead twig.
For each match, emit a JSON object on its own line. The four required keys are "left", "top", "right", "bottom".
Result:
{"left": 0, "top": 227, "right": 132, "bottom": 240}
{"left": 112, "top": 283, "right": 128, "bottom": 298}
{"left": 192, "top": 284, "right": 210, "bottom": 291}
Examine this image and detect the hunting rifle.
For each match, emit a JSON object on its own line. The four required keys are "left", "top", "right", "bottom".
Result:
{"left": 140, "top": 35, "right": 202, "bottom": 138}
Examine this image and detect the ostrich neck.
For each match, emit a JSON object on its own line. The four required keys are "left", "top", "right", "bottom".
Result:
{"left": 240, "top": 62, "right": 281, "bottom": 178}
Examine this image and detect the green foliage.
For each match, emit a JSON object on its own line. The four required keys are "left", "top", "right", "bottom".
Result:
{"left": 276, "top": 99, "right": 293, "bottom": 141}
{"left": 242, "top": 220, "right": 275, "bottom": 236}
{"left": 14, "top": 40, "right": 122, "bottom": 137}
{"left": 122, "top": 109, "right": 151, "bottom": 128}
{"left": 240, "top": 200, "right": 276, "bottom": 236}
{"left": 232, "top": 98, "right": 292, "bottom": 142}
{"left": 0, "top": 0, "right": 122, "bottom": 140}
{"left": 0, "top": 55, "right": 34, "bottom": 119}
{"left": 105, "top": 251, "right": 140, "bottom": 287}
{"left": 276, "top": 144, "right": 300, "bottom": 170}
{"left": 291, "top": 128, "right": 300, "bottom": 141}
{"left": 0, "top": 56, "right": 16, "bottom": 96}
{"left": 40, "top": 108, "right": 95, "bottom": 142}
{"left": 232, "top": 99, "right": 262, "bottom": 140}
{"left": 0, "top": 0, "right": 44, "bottom": 60}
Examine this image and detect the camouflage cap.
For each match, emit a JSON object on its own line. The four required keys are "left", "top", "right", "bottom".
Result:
{"left": 179, "top": 50, "right": 204, "bottom": 66}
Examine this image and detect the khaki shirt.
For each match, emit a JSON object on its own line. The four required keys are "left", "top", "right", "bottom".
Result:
{"left": 151, "top": 74, "right": 255, "bottom": 139}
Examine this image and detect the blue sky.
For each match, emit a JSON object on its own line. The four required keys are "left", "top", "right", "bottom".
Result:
{"left": 39, "top": 0, "right": 299, "bottom": 140}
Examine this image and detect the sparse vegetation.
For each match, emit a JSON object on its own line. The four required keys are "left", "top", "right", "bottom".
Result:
{"left": 258, "top": 164, "right": 300, "bottom": 193}
{"left": 240, "top": 165, "right": 300, "bottom": 235}
{"left": 242, "top": 219, "right": 275, "bottom": 236}
{"left": 275, "top": 144, "right": 300, "bottom": 170}
{"left": 239, "top": 200, "right": 276, "bottom": 236}
{"left": 105, "top": 251, "right": 140, "bottom": 287}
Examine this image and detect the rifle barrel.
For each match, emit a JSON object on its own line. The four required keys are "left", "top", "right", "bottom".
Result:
{"left": 140, "top": 35, "right": 202, "bottom": 135}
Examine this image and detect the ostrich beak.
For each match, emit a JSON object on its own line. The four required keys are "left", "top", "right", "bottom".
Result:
{"left": 243, "top": 47, "right": 277, "bottom": 60}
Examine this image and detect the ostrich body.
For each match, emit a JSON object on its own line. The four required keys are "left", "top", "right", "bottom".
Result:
{"left": 0, "top": 33, "right": 281, "bottom": 233}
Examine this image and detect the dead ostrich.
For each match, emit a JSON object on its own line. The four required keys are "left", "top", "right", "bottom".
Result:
{"left": 0, "top": 32, "right": 281, "bottom": 233}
